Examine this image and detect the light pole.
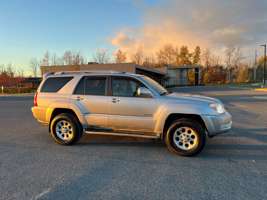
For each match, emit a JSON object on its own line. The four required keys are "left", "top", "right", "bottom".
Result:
{"left": 260, "top": 44, "right": 266, "bottom": 86}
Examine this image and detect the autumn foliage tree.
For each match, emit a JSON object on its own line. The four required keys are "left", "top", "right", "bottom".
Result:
{"left": 236, "top": 65, "right": 249, "bottom": 83}
{"left": 115, "top": 49, "right": 127, "bottom": 63}
{"left": 192, "top": 46, "right": 201, "bottom": 64}
{"left": 37, "top": 44, "right": 253, "bottom": 85}
{"left": 157, "top": 44, "right": 178, "bottom": 65}
{"left": 179, "top": 46, "right": 192, "bottom": 65}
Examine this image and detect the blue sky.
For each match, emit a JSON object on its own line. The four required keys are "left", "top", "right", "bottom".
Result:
{"left": 0, "top": 0, "right": 158, "bottom": 71}
{"left": 1, "top": 0, "right": 266, "bottom": 75}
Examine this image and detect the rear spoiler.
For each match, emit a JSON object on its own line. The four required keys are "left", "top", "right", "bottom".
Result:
{"left": 42, "top": 72, "right": 55, "bottom": 79}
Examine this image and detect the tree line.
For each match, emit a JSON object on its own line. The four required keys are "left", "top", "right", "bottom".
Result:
{"left": 1, "top": 44, "right": 266, "bottom": 85}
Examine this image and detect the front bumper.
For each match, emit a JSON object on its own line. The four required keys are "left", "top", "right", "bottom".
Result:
{"left": 201, "top": 111, "right": 232, "bottom": 137}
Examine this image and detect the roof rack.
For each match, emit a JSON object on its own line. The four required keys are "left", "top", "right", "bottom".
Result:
{"left": 43, "top": 70, "right": 129, "bottom": 77}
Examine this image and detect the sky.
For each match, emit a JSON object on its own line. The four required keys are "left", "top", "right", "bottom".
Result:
{"left": 0, "top": 0, "right": 267, "bottom": 75}
{"left": 0, "top": 0, "right": 155, "bottom": 74}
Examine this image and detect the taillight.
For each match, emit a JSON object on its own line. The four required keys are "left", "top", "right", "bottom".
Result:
{"left": 34, "top": 92, "right": 38, "bottom": 106}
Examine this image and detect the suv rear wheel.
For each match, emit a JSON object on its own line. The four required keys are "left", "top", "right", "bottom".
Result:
{"left": 165, "top": 118, "right": 206, "bottom": 156}
{"left": 50, "top": 113, "right": 83, "bottom": 145}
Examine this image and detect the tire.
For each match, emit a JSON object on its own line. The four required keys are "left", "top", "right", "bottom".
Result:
{"left": 50, "top": 113, "right": 83, "bottom": 145}
{"left": 165, "top": 118, "right": 206, "bottom": 156}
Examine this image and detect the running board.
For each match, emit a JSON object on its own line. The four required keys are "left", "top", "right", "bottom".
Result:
{"left": 85, "top": 131, "right": 160, "bottom": 139}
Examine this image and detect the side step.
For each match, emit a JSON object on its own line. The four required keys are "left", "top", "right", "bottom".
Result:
{"left": 84, "top": 131, "right": 160, "bottom": 139}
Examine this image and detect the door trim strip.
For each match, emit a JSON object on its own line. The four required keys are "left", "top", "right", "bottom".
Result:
{"left": 85, "top": 131, "right": 160, "bottom": 139}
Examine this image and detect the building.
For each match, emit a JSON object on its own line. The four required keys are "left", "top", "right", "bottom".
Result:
{"left": 40, "top": 63, "right": 165, "bottom": 83}
{"left": 40, "top": 63, "right": 200, "bottom": 87}
{"left": 21, "top": 77, "right": 42, "bottom": 89}
{"left": 164, "top": 65, "right": 201, "bottom": 87}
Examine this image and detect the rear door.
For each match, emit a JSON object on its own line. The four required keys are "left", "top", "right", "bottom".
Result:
{"left": 72, "top": 76, "right": 109, "bottom": 130}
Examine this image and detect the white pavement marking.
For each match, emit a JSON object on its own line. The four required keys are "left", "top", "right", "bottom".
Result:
{"left": 32, "top": 188, "right": 51, "bottom": 200}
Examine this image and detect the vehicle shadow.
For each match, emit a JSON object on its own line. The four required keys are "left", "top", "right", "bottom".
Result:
{"left": 79, "top": 134, "right": 163, "bottom": 147}
{"left": 77, "top": 127, "right": 267, "bottom": 161}
{"left": 201, "top": 144, "right": 267, "bottom": 161}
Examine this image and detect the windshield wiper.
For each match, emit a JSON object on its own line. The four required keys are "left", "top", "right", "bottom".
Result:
{"left": 160, "top": 91, "right": 168, "bottom": 96}
{"left": 160, "top": 91, "right": 172, "bottom": 96}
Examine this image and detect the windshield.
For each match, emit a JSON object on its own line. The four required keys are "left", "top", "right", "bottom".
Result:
{"left": 140, "top": 76, "right": 168, "bottom": 95}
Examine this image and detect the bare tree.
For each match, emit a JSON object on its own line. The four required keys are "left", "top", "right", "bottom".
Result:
{"left": 30, "top": 58, "right": 39, "bottom": 77}
{"left": 224, "top": 47, "right": 244, "bottom": 83}
{"left": 143, "top": 55, "right": 156, "bottom": 67}
{"left": 115, "top": 49, "right": 127, "bottom": 63}
{"left": 225, "top": 47, "right": 236, "bottom": 68}
{"left": 51, "top": 53, "right": 58, "bottom": 65}
{"left": 202, "top": 49, "right": 211, "bottom": 68}
{"left": 131, "top": 48, "right": 144, "bottom": 65}
{"left": 214, "top": 55, "right": 222, "bottom": 66}
{"left": 0, "top": 64, "right": 4, "bottom": 73}
{"left": 93, "top": 49, "right": 110, "bottom": 64}
{"left": 42, "top": 51, "right": 50, "bottom": 66}
{"left": 232, "top": 47, "right": 243, "bottom": 67}
{"left": 63, "top": 51, "right": 73, "bottom": 65}
{"left": 17, "top": 68, "right": 24, "bottom": 77}
{"left": 73, "top": 52, "right": 84, "bottom": 65}
{"left": 6, "top": 63, "right": 15, "bottom": 77}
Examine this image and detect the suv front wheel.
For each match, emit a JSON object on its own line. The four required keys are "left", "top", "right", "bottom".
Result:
{"left": 50, "top": 113, "right": 83, "bottom": 145}
{"left": 165, "top": 118, "right": 206, "bottom": 156}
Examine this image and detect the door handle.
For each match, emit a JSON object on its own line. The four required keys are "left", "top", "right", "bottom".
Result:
{"left": 112, "top": 98, "right": 120, "bottom": 103}
{"left": 76, "top": 96, "right": 84, "bottom": 101}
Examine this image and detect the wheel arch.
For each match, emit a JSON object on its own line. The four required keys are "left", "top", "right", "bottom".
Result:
{"left": 49, "top": 108, "right": 83, "bottom": 132}
{"left": 162, "top": 113, "right": 207, "bottom": 139}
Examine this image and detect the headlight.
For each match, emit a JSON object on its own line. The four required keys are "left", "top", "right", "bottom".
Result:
{"left": 209, "top": 103, "right": 225, "bottom": 114}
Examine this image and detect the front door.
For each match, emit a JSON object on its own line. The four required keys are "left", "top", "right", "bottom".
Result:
{"left": 107, "top": 76, "right": 158, "bottom": 134}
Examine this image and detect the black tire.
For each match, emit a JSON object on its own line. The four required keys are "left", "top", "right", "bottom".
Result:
{"left": 165, "top": 118, "right": 206, "bottom": 156}
{"left": 50, "top": 113, "right": 83, "bottom": 145}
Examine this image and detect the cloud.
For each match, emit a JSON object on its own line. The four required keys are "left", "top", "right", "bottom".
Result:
{"left": 111, "top": 0, "right": 267, "bottom": 58}
{"left": 111, "top": 31, "right": 136, "bottom": 47}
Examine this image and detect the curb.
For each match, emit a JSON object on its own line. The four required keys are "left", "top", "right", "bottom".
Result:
{"left": 0, "top": 93, "right": 34, "bottom": 97}
{"left": 255, "top": 88, "right": 267, "bottom": 92}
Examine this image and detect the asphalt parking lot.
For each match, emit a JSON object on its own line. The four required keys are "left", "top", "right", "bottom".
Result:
{"left": 0, "top": 86, "right": 267, "bottom": 200}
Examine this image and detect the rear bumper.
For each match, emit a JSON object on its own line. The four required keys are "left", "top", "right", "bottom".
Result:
{"left": 31, "top": 106, "right": 48, "bottom": 125}
{"left": 202, "top": 111, "right": 232, "bottom": 137}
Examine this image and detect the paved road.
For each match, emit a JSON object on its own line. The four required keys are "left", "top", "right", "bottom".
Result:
{"left": 0, "top": 87, "right": 267, "bottom": 200}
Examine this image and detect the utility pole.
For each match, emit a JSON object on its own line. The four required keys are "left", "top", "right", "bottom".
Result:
{"left": 260, "top": 44, "right": 266, "bottom": 86}
{"left": 254, "top": 50, "right": 257, "bottom": 82}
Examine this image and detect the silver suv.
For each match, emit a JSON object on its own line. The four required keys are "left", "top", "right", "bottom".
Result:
{"left": 32, "top": 71, "right": 232, "bottom": 156}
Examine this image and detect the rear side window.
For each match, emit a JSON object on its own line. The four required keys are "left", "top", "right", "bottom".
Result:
{"left": 41, "top": 77, "right": 73, "bottom": 93}
{"left": 74, "top": 76, "right": 106, "bottom": 96}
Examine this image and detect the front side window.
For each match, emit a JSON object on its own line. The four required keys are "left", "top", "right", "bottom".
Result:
{"left": 74, "top": 76, "right": 106, "bottom": 96}
{"left": 112, "top": 77, "right": 146, "bottom": 97}
{"left": 140, "top": 76, "right": 168, "bottom": 95}
{"left": 41, "top": 77, "right": 73, "bottom": 93}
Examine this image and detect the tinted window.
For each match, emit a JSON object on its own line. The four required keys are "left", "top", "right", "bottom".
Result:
{"left": 112, "top": 77, "right": 145, "bottom": 97}
{"left": 74, "top": 77, "right": 85, "bottom": 95}
{"left": 74, "top": 76, "right": 106, "bottom": 96}
{"left": 41, "top": 77, "right": 73, "bottom": 93}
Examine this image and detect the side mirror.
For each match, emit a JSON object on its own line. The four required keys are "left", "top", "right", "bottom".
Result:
{"left": 137, "top": 87, "right": 152, "bottom": 98}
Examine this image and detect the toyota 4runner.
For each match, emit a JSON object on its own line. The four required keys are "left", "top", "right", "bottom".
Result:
{"left": 32, "top": 71, "right": 232, "bottom": 156}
